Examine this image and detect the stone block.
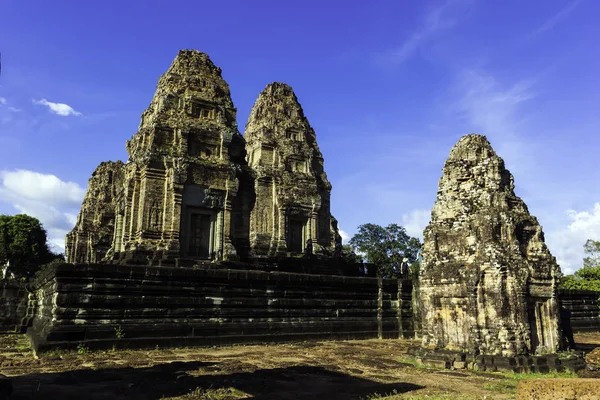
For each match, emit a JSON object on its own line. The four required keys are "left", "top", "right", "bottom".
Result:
{"left": 534, "top": 356, "right": 548, "bottom": 366}
{"left": 534, "top": 365, "right": 550, "bottom": 374}
{"left": 473, "top": 362, "right": 486, "bottom": 371}
{"left": 0, "top": 374, "right": 12, "bottom": 400}
{"left": 422, "top": 358, "right": 450, "bottom": 369}
{"left": 560, "top": 357, "right": 587, "bottom": 372}
{"left": 494, "top": 357, "right": 518, "bottom": 371}
{"left": 517, "top": 356, "right": 534, "bottom": 366}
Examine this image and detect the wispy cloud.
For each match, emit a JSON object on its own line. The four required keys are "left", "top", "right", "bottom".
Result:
{"left": 527, "top": 0, "right": 583, "bottom": 39}
{"left": 450, "top": 68, "right": 538, "bottom": 174}
{"left": 377, "top": 0, "right": 473, "bottom": 66}
{"left": 455, "top": 69, "right": 536, "bottom": 131}
{"left": 33, "top": 98, "right": 82, "bottom": 116}
{"left": 0, "top": 97, "right": 20, "bottom": 113}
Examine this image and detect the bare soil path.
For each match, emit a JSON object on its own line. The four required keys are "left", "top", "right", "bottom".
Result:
{"left": 1, "top": 333, "right": 598, "bottom": 400}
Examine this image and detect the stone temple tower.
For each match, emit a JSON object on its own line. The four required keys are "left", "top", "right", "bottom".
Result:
{"left": 112, "top": 50, "right": 245, "bottom": 263}
{"left": 66, "top": 161, "right": 124, "bottom": 263}
{"left": 244, "top": 83, "right": 334, "bottom": 256}
{"left": 67, "top": 51, "right": 339, "bottom": 265}
{"left": 420, "top": 134, "right": 561, "bottom": 356}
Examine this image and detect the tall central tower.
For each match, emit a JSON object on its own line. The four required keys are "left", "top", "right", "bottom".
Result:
{"left": 113, "top": 50, "right": 245, "bottom": 263}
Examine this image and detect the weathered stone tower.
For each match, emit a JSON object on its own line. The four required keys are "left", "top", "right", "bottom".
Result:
{"left": 420, "top": 134, "right": 561, "bottom": 356}
{"left": 244, "top": 83, "right": 333, "bottom": 256}
{"left": 113, "top": 50, "right": 244, "bottom": 263}
{"left": 67, "top": 50, "right": 337, "bottom": 264}
{"left": 65, "top": 161, "right": 124, "bottom": 263}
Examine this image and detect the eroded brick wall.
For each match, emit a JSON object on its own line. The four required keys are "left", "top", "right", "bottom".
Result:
{"left": 0, "top": 281, "right": 28, "bottom": 333}
{"left": 558, "top": 289, "right": 600, "bottom": 332}
{"left": 27, "top": 264, "right": 414, "bottom": 352}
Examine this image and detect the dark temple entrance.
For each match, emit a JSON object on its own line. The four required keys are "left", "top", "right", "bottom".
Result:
{"left": 189, "top": 213, "right": 212, "bottom": 258}
{"left": 288, "top": 217, "right": 306, "bottom": 253}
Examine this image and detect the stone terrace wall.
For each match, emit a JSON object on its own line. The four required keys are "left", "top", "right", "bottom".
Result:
{"left": 27, "top": 264, "right": 413, "bottom": 352}
{"left": 558, "top": 289, "right": 600, "bottom": 332}
{"left": 0, "top": 281, "right": 29, "bottom": 333}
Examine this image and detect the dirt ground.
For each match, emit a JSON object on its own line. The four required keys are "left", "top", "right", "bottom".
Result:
{"left": 0, "top": 333, "right": 598, "bottom": 400}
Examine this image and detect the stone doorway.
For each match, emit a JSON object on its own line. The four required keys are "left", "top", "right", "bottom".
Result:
{"left": 288, "top": 217, "right": 306, "bottom": 253}
{"left": 528, "top": 298, "right": 554, "bottom": 353}
{"left": 189, "top": 213, "right": 212, "bottom": 258}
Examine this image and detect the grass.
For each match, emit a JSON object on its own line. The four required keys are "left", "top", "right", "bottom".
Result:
{"left": 362, "top": 372, "right": 580, "bottom": 400}
{"left": 163, "top": 387, "right": 247, "bottom": 400}
{"left": 40, "top": 348, "right": 69, "bottom": 358}
{"left": 114, "top": 325, "right": 125, "bottom": 339}
{"left": 362, "top": 392, "right": 482, "bottom": 400}
{"left": 14, "top": 344, "right": 31, "bottom": 352}
{"left": 482, "top": 381, "right": 516, "bottom": 394}
{"left": 481, "top": 370, "right": 579, "bottom": 395}
{"left": 361, "top": 389, "right": 401, "bottom": 399}
{"left": 557, "top": 349, "right": 579, "bottom": 359}
{"left": 77, "top": 343, "right": 89, "bottom": 355}
{"left": 391, "top": 354, "right": 581, "bottom": 399}
{"left": 500, "top": 370, "right": 579, "bottom": 380}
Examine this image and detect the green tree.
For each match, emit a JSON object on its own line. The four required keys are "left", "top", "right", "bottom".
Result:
{"left": 0, "top": 214, "right": 59, "bottom": 279}
{"left": 348, "top": 223, "right": 421, "bottom": 278}
{"left": 559, "top": 239, "right": 600, "bottom": 291}
{"left": 341, "top": 244, "right": 362, "bottom": 264}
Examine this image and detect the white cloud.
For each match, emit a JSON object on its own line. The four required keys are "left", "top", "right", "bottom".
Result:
{"left": 0, "top": 97, "right": 6, "bottom": 105}
{"left": 527, "top": 0, "right": 582, "bottom": 39}
{"left": 546, "top": 203, "right": 600, "bottom": 275}
{"left": 32, "top": 98, "right": 82, "bottom": 116}
{"left": 378, "top": 0, "right": 473, "bottom": 66}
{"left": 0, "top": 170, "right": 85, "bottom": 253}
{"left": 450, "top": 68, "right": 540, "bottom": 178}
{"left": 455, "top": 70, "right": 535, "bottom": 135}
{"left": 339, "top": 229, "right": 350, "bottom": 244}
{"left": 0, "top": 170, "right": 85, "bottom": 207}
{"left": 402, "top": 209, "right": 431, "bottom": 240}
{"left": 7, "top": 107, "right": 19, "bottom": 112}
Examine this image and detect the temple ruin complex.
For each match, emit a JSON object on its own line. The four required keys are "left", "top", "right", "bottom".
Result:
{"left": 55, "top": 52, "right": 571, "bottom": 361}
{"left": 65, "top": 50, "right": 338, "bottom": 265}
{"left": 419, "top": 134, "right": 562, "bottom": 356}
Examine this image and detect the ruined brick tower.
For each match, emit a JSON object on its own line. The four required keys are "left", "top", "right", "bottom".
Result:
{"left": 66, "top": 50, "right": 336, "bottom": 264}
{"left": 65, "top": 161, "right": 124, "bottom": 263}
{"left": 244, "top": 83, "right": 334, "bottom": 256}
{"left": 420, "top": 134, "right": 561, "bottom": 356}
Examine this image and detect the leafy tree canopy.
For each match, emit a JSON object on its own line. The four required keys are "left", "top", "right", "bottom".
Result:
{"left": 559, "top": 239, "right": 600, "bottom": 291}
{"left": 341, "top": 244, "right": 362, "bottom": 264}
{"left": 348, "top": 223, "right": 421, "bottom": 278}
{"left": 0, "top": 214, "right": 61, "bottom": 279}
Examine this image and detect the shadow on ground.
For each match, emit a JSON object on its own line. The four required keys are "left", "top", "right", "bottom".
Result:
{"left": 576, "top": 342, "right": 599, "bottom": 353}
{"left": 10, "top": 361, "right": 424, "bottom": 400}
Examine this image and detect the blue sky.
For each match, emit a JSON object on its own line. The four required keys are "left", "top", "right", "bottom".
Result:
{"left": 1, "top": 0, "right": 599, "bottom": 274}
